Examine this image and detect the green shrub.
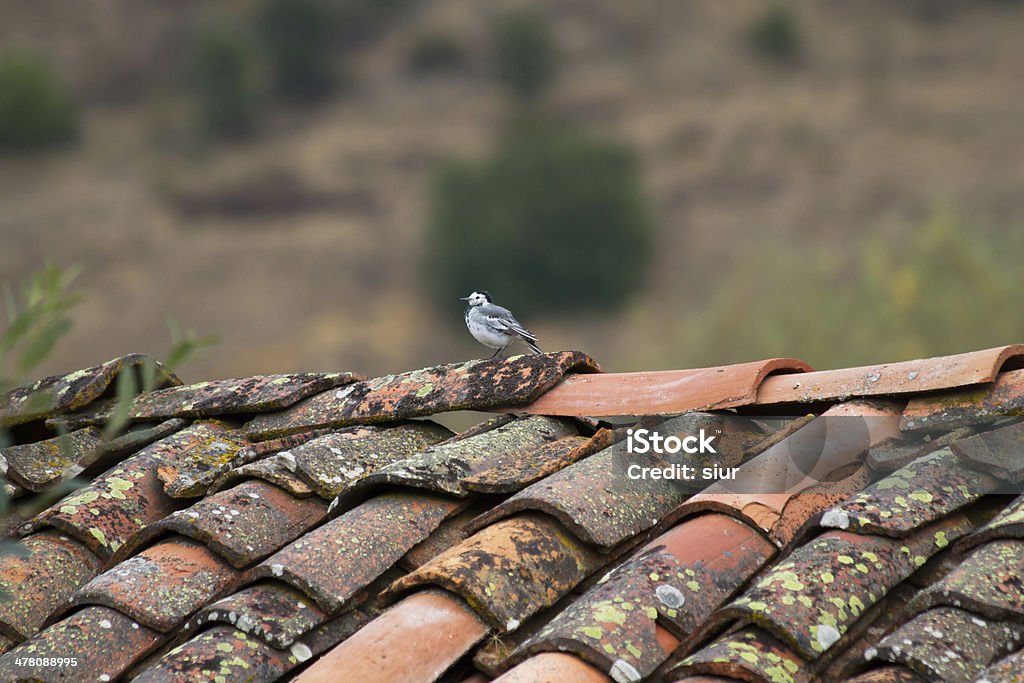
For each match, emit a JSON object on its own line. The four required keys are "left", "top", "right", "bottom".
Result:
{"left": 257, "top": 0, "right": 336, "bottom": 100}
{"left": 191, "top": 27, "right": 259, "bottom": 138}
{"left": 426, "top": 129, "right": 653, "bottom": 315}
{"left": 407, "top": 32, "right": 467, "bottom": 74}
{"left": 748, "top": 5, "right": 802, "bottom": 63}
{"left": 492, "top": 11, "right": 556, "bottom": 101}
{"left": 0, "top": 53, "right": 77, "bottom": 152}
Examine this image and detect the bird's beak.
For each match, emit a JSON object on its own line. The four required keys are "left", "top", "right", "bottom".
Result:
{"left": 459, "top": 296, "right": 470, "bottom": 301}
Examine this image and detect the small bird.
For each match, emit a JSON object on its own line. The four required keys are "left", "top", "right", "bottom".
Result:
{"left": 461, "top": 291, "right": 542, "bottom": 358}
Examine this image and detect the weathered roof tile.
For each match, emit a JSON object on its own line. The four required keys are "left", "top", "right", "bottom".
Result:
{"left": 949, "top": 420, "right": 1024, "bottom": 483}
{"left": 2, "top": 426, "right": 103, "bottom": 491}
{"left": 716, "top": 515, "right": 974, "bottom": 661}
{"left": 669, "top": 626, "right": 809, "bottom": 683}
{"left": 68, "top": 537, "right": 240, "bottom": 632}
{"left": 0, "top": 354, "right": 180, "bottom": 428}
{"left": 123, "top": 480, "right": 327, "bottom": 568}
{"left": 20, "top": 421, "right": 236, "bottom": 561}
{"left": 189, "top": 581, "right": 326, "bottom": 649}
{"left": 870, "top": 606, "right": 1024, "bottom": 681}
{"left": 901, "top": 367, "right": 1024, "bottom": 432}
{"left": 245, "top": 351, "right": 601, "bottom": 439}
{"left": 510, "top": 514, "right": 774, "bottom": 680}
{"left": 133, "top": 625, "right": 299, "bottom": 682}
{"left": 910, "top": 539, "right": 1024, "bottom": 621}
{"left": 387, "top": 513, "right": 605, "bottom": 633}
{"left": 820, "top": 447, "right": 998, "bottom": 537}
{"left": 0, "top": 531, "right": 102, "bottom": 641}
{"left": 249, "top": 491, "right": 461, "bottom": 613}
{"left": 0, "top": 606, "right": 161, "bottom": 682}
{"left": 330, "top": 416, "right": 580, "bottom": 510}
{"left": 156, "top": 421, "right": 251, "bottom": 498}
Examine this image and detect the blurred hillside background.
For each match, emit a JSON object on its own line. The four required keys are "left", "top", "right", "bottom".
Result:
{"left": 2, "top": 0, "right": 1024, "bottom": 381}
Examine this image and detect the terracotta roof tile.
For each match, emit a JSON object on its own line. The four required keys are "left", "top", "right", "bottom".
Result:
{"left": 133, "top": 624, "right": 300, "bottom": 682}
{"left": 212, "top": 454, "right": 317, "bottom": 498}
{"left": 493, "top": 652, "right": 610, "bottom": 683}
{"left": 975, "top": 648, "right": 1024, "bottom": 682}
{"left": 843, "top": 666, "right": 928, "bottom": 683}
{"left": 245, "top": 351, "right": 601, "bottom": 439}
{"left": 900, "top": 367, "right": 1024, "bottom": 433}
{"left": 331, "top": 416, "right": 582, "bottom": 509}
{"left": 399, "top": 505, "right": 488, "bottom": 571}
{"left": 464, "top": 428, "right": 695, "bottom": 550}
{"left": 292, "top": 589, "right": 487, "bottom": 683}
{"left": 865, "top": 426, "right": 974, "bottom": 472}
{"left": 387, "top": 514, "right": 605, "bottom": 633}
{"left": 0, "top": 531, "right": 102, "bottom": 641}
{"left": 507, "top": 514, "right": 774, "bottom": 680}
{"left": 910, "top": 539, "right": 1024, "bottom": 621}
{"left": 755, "top": 345, "right": 1024, "bottom": 406}
{"left": 669, "top": 626, "right": 809, "bottom": 683}
{"left": 122, "top": 480, "right": 327, "bottom": 568}
{"left": 67, "top": 537, "right": 240, "bottom": 632}
{"left": 949, "top": 420, "right": 1024, "bottom": 483}
{"left": 819, "top": 447, "right": 998, "bottom": 537}
{"left": 511, "top": 358, "right": 811, "bottom": 416}
{"left": 664, "top": 401, "right": 901, "bottom": 545}
{"left": 18, "top": 421, "right": 234, "bottom": 561}
{"left": 0, "top": 605, "right": 161, "bottom": 682}
{"left": 715, "top": 515, "right": 974, "bottom": 661}
{"left": 0, "top": 353, "right": 180, "bottom": 428}
{"left": 869, "top": 606, "right": 1024, "bottom": 681}
{"left": 155, "top": 421, "right": 251, "bottom": 498}
{"left": 959, "top": 493, "right": 1024, "bottom": 551}
{"left": 187, "top": 581, "right": 326, "bottom": 649}
{"left": 262, "top": 422, "right": 454, "bottom": 501}
{"left": 249, "top": 491, "right": 462, "bottom": 613}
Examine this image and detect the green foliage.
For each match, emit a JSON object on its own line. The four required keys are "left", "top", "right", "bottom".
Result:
{"left": 1, "top": 263, "right": 83, "bottom": 386}
{"left": 191, "top": 26, "right": 260, "bottom": 138}
{"left": 748, "top": 5, "right": 802, "bottom": 63}
{"left": 426, "top": 128, "right": 654, "bottom": 315}
{"left": 257, "top": 0, "right": 336, "bottom": 100}
{"left": 675, "top": 210, "right": 1023, "bottom": 369}
{"left": 492, "top": 11, "right": 556, "bottom": 101}
{"left": 0, "top": 52, "right": 77, "bottom": 152}
{"left": 407, "top": 32, "right": 467, "bottom": 75}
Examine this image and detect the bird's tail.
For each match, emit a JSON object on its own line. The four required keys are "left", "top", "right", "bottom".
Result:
{"left": 525, "top": 340, "right": 543, "bottom": 355}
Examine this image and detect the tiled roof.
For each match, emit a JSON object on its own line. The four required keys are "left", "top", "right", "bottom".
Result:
{"left": 1, "top": 347, "right": 1024, "bottom": 682}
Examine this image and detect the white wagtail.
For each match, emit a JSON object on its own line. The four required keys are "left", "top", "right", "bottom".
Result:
{"left": 461, "top": 291, "right": 542, "bottom": 358}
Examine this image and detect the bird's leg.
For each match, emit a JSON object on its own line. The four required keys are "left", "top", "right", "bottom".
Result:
{"left": 489, "top": 348, "right": 503, "bottom": 360}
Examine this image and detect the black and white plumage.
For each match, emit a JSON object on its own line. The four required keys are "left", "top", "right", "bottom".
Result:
{"left": 461, "top": 291, "right": 542, "bottom": 358}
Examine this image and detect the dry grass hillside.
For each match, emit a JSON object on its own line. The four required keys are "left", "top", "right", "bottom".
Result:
{"left": 2, "top": 0, "right": 1023, "bottom": 381}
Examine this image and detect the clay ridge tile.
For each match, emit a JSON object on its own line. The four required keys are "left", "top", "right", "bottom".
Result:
{"left": 244, "top": 351, "right": 602, "bottom": 439}
{"left": 901, "top": 367, "right": 1024, "bottom": 433}
{"left": 66, "top": 537, "right": 240, "bottom": 633}
{"left": 509, "top": 358, "right": 811, "bottom": 417}
{"left": 507, "top": 514, "right": 775, "bottom": 681}
{"left": 0, "top": 353, "right": 180, "bottom": 428}
{"left": 0, "top": 531, "right": 102, "bottom": 642}
{"left": 249, "top": 491, "right": 462, "bottom": 613}
{"left": 0, "top": 606, "right": 161, "bottom": 682}
{"left": 118, "top": 479, "right": 327, "bottom": 569}
{"left": 756, "top": 345, "right": 1024, "bottom": 406}
{"left": 329, "top": 416, "right": 580, "bottom": 512}
{"left": 386, "top": 513, "right": 606, "bottom": 633}
{"left": 868, "top": 606, "right": 1024, "bottom": 681}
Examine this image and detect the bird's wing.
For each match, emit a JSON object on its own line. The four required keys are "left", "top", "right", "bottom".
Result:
{"left": 481, "top": 304, "right": 539, "bottom": 343}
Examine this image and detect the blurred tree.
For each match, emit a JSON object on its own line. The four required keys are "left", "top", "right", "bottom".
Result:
{"left": 426, "top": 128, "right": 653, "bottom": 315}
{"left": 748, "top": 5, "right": 802, "bottom": 64}
{"left": 0, "top": 53, "right": 77, "bottom": 152}
{"left": 191, "top": 26, "right": 260, "bottom": 138}
{"left": 257, "top": 0, "right": 336, "bottom": 100}
{"left": 407, "top": 31, "right": 468, "bottom": 75}
{"left": 492, "top": 11, "right": 556, "bottom": 102}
